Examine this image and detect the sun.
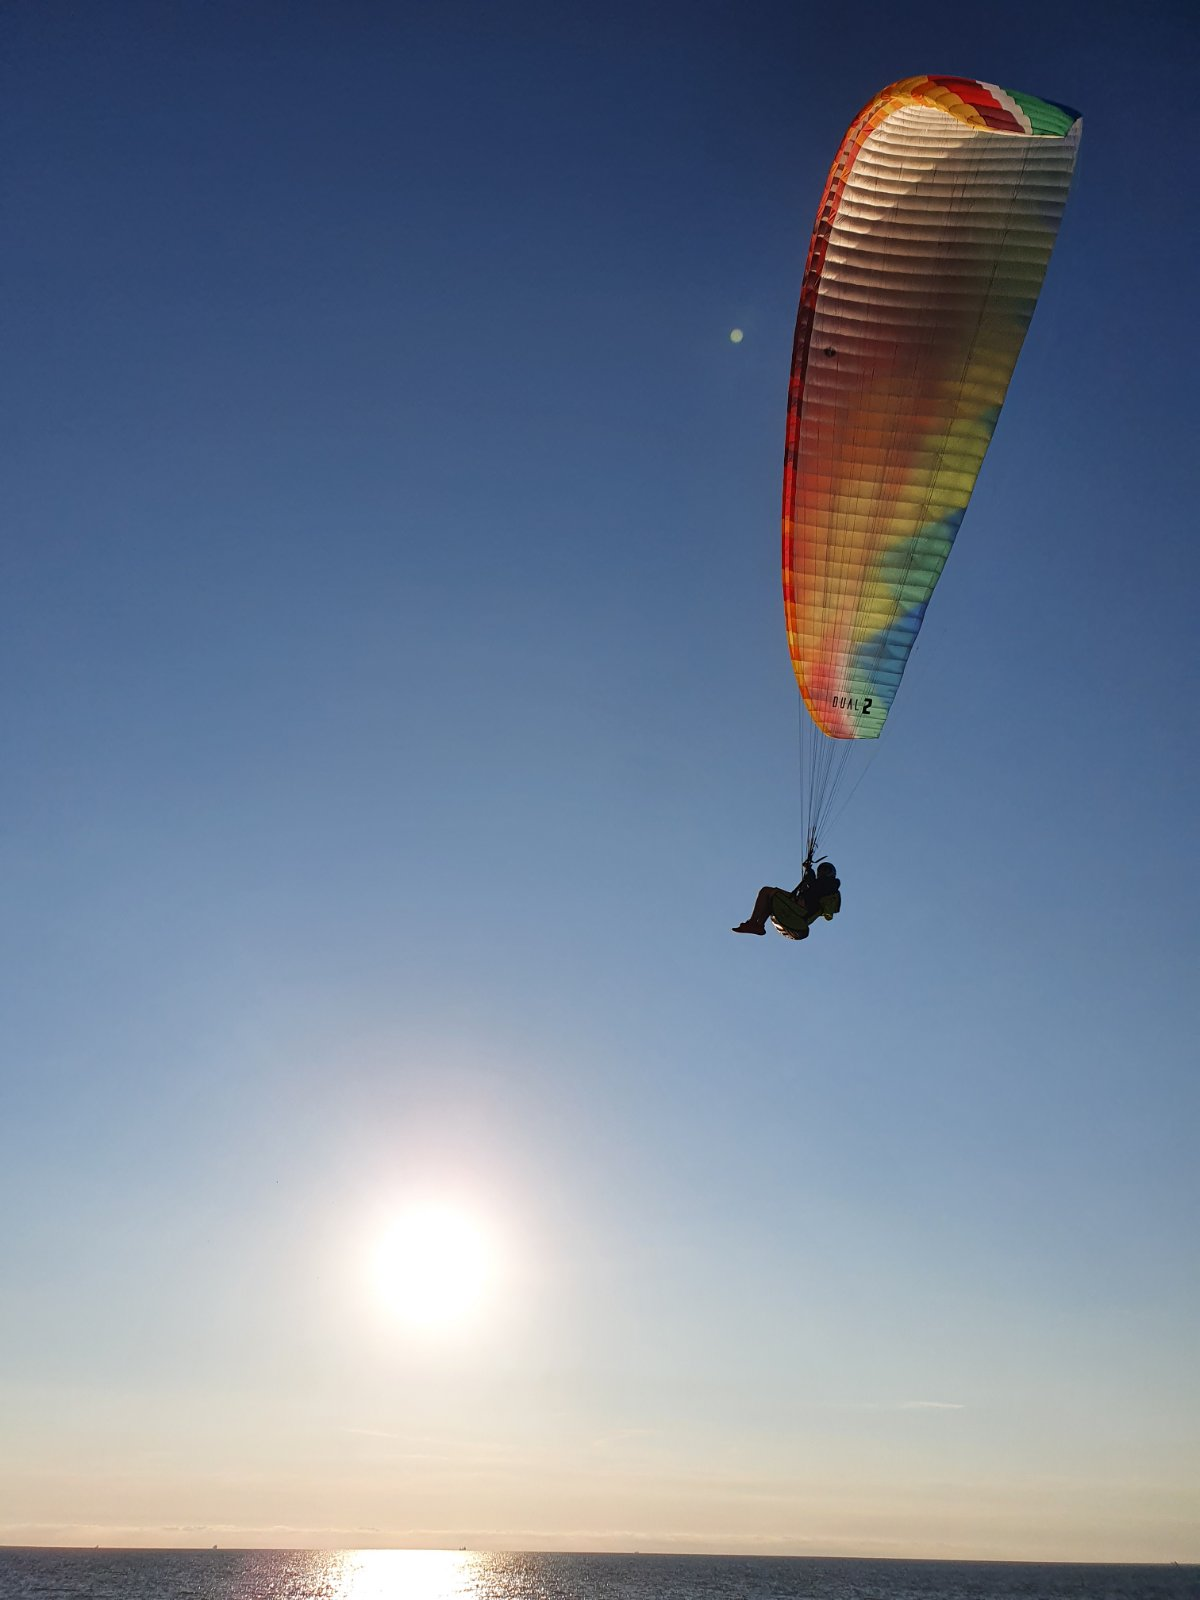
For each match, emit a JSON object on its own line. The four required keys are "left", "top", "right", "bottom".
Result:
{"left": 372, "top": 1203, "right": 495, "bottom": 1331}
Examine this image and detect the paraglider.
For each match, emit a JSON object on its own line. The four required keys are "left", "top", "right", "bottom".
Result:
{"left": 738, "top": 75, "right": 1081, "bottom": 941}
{"left": 733, "top": 862, "right": 842, "bottom": 939}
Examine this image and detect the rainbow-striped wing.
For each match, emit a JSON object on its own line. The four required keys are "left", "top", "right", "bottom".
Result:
{"left": 783, "top": 76, "right": 1081, "bottom": 739}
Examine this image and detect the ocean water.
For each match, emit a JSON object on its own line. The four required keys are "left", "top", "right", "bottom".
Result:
{"left": 0, "top": 1551, "right": 1195, "bottom": 1600}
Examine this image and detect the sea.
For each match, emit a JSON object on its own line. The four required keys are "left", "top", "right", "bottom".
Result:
{"left": 0, "top": 1551, "right": 1195, "bottom": 1600}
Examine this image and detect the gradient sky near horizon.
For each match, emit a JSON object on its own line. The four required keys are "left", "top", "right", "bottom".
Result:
{"left": 2, "top": 0, "right": 1197, "bottom": 1564}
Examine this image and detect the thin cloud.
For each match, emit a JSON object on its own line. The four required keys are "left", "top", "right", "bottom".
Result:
{"left": 589, "top": 1428, "right": 657, "bottom": 1450}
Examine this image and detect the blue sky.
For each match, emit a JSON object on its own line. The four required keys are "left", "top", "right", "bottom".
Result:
{"left": 2, "top": 0, "right": 1196, "bottom": 1561}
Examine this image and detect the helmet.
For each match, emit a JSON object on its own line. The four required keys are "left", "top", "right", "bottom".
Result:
{"left": 817, "top": 861, "right": 837, "bottom": 876}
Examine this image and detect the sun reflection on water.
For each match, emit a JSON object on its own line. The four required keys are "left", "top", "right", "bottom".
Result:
{"left": 321, "top": 1549, "right": 475, "bottom": 1599}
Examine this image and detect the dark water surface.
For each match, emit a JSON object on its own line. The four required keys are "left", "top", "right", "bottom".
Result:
{"left": 0, "top": 1551, "right": 1196, "bottom": 1600}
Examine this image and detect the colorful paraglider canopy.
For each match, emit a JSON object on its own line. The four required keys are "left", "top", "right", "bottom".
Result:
{"left": 783, "top": 76, "right": 1081, "bottom": 745}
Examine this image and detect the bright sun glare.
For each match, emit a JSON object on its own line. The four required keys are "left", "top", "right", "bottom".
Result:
{"left": 372, "top": 1203, "right": 495, "bottom": 1331}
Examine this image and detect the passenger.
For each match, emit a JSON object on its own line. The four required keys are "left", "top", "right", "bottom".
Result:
{"left": 731, "top": 884, "right": 808, "bottom": 937}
